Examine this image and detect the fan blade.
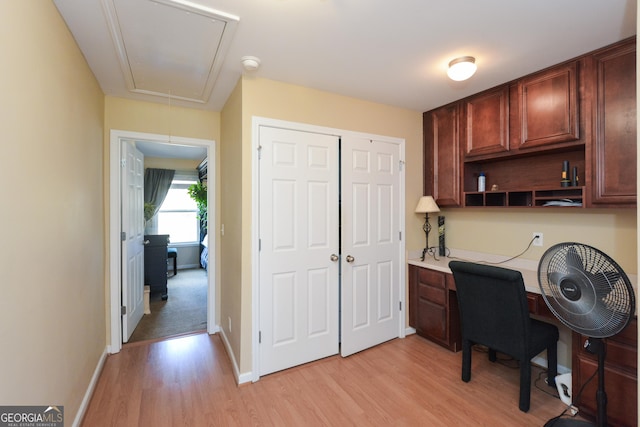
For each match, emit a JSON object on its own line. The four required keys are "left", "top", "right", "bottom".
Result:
{"left": 565, "top": 246, "right": 584, "bottom": 271}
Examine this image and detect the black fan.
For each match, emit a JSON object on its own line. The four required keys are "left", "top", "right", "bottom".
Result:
{"left": 538, "top": 242, "right": 635, "bottom": 427}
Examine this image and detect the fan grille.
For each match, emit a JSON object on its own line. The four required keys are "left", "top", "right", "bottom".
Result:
{"left": 538, "top": 242, "right": 635, "bottom": 338}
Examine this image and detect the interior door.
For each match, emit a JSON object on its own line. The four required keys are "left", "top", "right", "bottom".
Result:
{"left": 121, "top": 140, "right": 145, "bottom": 342}
{"left": 258, "top": 126, "right": 340, "bottom": 376}
{"left": 340, "top": 136, "right": 401, "bottom": 356}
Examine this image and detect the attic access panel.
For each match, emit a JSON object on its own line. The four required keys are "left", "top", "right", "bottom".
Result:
{"left": 103, "top": 0, "right": 239, "bottom": 103}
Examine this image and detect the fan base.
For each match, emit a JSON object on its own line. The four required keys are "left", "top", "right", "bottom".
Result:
{"left": 544, "top": 419, "right": 593, "bottom": 427}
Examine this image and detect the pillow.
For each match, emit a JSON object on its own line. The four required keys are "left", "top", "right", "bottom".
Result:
{"left": 201, "top": 234, "right": 208, "bottom": 247}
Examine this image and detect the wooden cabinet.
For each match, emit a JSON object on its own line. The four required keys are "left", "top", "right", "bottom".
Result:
{"left": 423, "top": 103, "right": 462, "bottom": 207}
{"left": 408, "top": 265, "right": 460, "bottom": 351}
{"left": 462, "top": 85, "right": 510, "bottom": 157}
{"left": 513, "top": 61, "right": 581, "bottom": 150}
{"left": 588, "top": 38, "right": 637, "bottom": 206}
{"left": 572, "top": 318, "right": 637, "bottom": 427}
{"left": 423, "top": 37, "right": 635, "bottom": 208}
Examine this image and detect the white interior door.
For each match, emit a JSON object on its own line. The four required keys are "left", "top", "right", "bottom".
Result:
{"left": 121, "top": 141, "right": 145, "bottom": 342}
{"left": 258, "top": 126, "right": 340, "bottom": 376}
{"left": 340, "top": 136, "right": 401, "bottom": 356}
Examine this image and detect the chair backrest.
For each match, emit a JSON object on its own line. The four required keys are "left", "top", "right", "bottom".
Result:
{"left": 448, "top": 261, "right": 532, "bottom": 358}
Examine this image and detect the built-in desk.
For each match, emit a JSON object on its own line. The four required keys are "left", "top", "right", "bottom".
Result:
{"left": 408, "top": 251, "right": 637, "bottom": 427}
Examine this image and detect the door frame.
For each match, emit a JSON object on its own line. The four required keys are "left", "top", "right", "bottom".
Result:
{"left": 251, "top": 117, "right": 406, "bottom": 382}
{"left": 108, "top": 129, "right": 217, "bottom": 354}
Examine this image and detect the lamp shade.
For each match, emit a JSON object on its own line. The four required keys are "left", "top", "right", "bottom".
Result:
{"left": 415, "top": 196, "right": 440, "bottom": 213}
{"left": 447, "top": 56, "right": 477, "bottom": 81}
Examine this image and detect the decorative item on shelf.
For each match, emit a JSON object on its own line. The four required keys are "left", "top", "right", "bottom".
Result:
{"left": 415, "top": 196, "right": 440, "bottom": 261}
{"left": 561, "top": 160, "right": 571, "bottom": 187}
{"left": 478, "top": 172, "right": 486, "bottom": 192}
{"left": 491, "top": 184, "right": 499, "bottom": 191}
{"left": 572, "top": 166, "right": 579, "bottom": 187}
{"left": 438, "top": 215, "right": 446, "bottom": 257}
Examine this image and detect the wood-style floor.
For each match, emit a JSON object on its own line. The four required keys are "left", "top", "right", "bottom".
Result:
{"left": 82, "top": 332, "right": 579, "bottom": 426}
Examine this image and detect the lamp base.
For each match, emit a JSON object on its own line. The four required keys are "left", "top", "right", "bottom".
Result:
{"left": 421, "top": 247, "right": 428, "bottom": 261}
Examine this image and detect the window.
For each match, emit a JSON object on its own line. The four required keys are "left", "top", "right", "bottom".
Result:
{"left": 157, "top": 171, "right": 200, "bottom": 244}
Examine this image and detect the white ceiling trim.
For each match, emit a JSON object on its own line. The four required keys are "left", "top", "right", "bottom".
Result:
{"left": 100, "top": 0, "right": 239, "bottom": 104}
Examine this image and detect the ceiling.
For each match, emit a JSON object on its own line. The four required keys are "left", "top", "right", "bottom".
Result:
{"left": 54, "top": 0, "right": 636, "bottom": 115}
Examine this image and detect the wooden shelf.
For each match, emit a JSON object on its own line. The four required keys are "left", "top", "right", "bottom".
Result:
{"left": 464, "top": 187, "right": 584, "bottom": 208}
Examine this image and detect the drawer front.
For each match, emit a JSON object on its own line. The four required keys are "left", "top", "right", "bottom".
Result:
{"left": 418, "top": 268, "right": 445, "bottom": 289}
{"left": 418, "top": 282, "right": 446, "bottom": 306}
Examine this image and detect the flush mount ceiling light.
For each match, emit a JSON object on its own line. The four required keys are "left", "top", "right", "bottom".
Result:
{"left": 241, "top": 56, "right": 261, "bottom": 72}
{"left": 447, "top": 56, "right": 477, "bottom": 81}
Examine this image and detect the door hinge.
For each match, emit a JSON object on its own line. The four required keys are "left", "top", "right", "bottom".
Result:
{"left": 121, "top": 231, "right": 126, "bottom": 241}
{"left": 399, "top": 231, "right": 402, "bottom": 241}
{"left": 399, "top": 301, "right": 402, "bottom": 311}
{"left": 399, "top": 160, "right": 405, "bottom": 172}
{"left": 259, "top": 238, "right": 261, "bottom": 251}
{"left": 259, "top": 331, "right": 262, "bottom": 344}
{"left": 121, "top": 306, "right": 126, "bottom": 315}
{"left": 121, "top": 158, "right": 126, "bottom": 168}
{"left": 257, "top": 145, "right": 262, "bottom": 160}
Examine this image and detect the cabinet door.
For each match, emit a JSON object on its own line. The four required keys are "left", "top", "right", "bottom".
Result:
{"left": 423, "top": 103, "right": 461, "bottom": 207}
{"left": 589, "top": 38, "right": 636, "bottom": 206}
{"left": 462, "top": 85, "right": 509, "bottom": 157}
{"left": 515, "top": 61, "right": 580, "bottom": 149}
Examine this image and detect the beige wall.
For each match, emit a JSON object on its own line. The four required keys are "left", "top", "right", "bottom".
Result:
{"left": 222, "top": 76, "right": 638, "bottom": 377}
{"left": 0, "top": 1, "right": 105, "bottom": 422}
{"left": 103, "top": 97, "right": 221, "bottom": 341}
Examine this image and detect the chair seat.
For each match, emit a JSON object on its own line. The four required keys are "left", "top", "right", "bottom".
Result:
{"left": 167, "top": 248, "right": 177, "bottom": 275}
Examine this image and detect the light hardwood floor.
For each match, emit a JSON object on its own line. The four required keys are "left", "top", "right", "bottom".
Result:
{"left": 82, "top": 332, "right": 580, "bottom": 426}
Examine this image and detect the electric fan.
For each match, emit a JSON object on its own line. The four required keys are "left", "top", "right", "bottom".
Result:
{"left": 538, "top": 242, "right": 636, "bottom": 427}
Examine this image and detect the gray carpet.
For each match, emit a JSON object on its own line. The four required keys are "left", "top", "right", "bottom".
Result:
{"left": 128, "top": 268, "right": 208, "bottom": 343}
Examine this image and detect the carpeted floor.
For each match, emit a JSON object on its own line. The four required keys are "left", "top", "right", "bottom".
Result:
{"left": 128, "top": 268, "right": 208, "bottom": 343}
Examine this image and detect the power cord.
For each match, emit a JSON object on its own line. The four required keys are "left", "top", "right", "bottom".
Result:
{"left": 544, "top": 364, "right": 599, "bottom": 426}
{"left": 424, "top": 236, "right": 537, "bottom": 265}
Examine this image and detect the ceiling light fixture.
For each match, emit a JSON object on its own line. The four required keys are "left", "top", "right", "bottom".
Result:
{"left": 241, "top": 56, "right": 261, "bottom": 72}
{"left": 447, "top": 56, "right": 477, "bottom": 81}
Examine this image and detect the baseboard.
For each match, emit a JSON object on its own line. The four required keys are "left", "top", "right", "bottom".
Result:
{"left": 405, "top": 327, "right": 416, "bottom": 336}
{"left": 218, "top": 328, "right": 252, "bottom": 385}
{"left": 72, "top": 347, "right": 108, "bottom": 427}
{"left": 532, "top": 355, "right": 570, "bottom": 375}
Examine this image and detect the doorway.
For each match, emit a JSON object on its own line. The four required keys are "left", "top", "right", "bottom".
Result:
{"left": 252, "top": 117, "right": 406, "bottom": 379}
{"left": 108, "top": 129, "right": 217, "bottom": 354}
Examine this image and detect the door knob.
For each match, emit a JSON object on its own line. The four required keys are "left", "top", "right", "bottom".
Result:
{"left": 330, "top": 254, "right": 339, "bottom": 262}
{"left": 346, "top": 255, "right": 355, "bottom": 263}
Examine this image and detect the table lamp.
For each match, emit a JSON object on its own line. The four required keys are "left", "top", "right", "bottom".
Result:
{"left": 415, "top": 196, "right": 440, "bottom": 261}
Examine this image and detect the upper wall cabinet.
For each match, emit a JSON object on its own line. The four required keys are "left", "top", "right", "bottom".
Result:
{"left": 588, "top": 38, "right": 637, "bottom": 206}
{"left": 423, "top": 103, "right": 462, "bottom": 207}
{"left": 423, "top": 36, "right": 636, "bottom": 209}
{"left": 462, "top": 85, "right": 510, "bottom": 158}
{"left": 513, "top": 61, "right": 581, "bottom": 150}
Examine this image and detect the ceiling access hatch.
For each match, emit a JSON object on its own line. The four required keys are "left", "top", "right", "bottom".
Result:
{"left": 102, "top": 0, "right": 239, "bottom": 104}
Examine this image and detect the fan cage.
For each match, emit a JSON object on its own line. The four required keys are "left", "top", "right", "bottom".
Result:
{"left": 538, "top": 242, "right": 635, "bottom": 338}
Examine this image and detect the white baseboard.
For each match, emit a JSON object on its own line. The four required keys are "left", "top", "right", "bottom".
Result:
{"left": 532, "top": 355, "right": 570, "bottom": 375}
{"left": 405, "top": 327, "right": 416, "bottom": 336}
{"left": 218, "top": 328, "right": 252, "bottom": 385}
{"left": 72, "top": 347, "right": 108, "bottom": 427}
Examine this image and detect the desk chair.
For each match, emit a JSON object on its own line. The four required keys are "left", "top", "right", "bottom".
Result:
{"left": 448, "top": 261, "right": 559, "bottom": 412}
{"left": 167, "top": 247, "right": 177, "bottom": 276}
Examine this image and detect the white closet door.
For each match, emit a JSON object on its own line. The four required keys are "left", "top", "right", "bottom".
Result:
{"left": 340, "top": 137, "right": 401, "bottom": 357}
{"left": 258, "top": 126, "right": 340, "bottom": 376}
{"left": 122, "top": 141, "right": 145, "bottom": 342}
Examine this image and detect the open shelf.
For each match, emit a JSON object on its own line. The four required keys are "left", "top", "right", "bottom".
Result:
{"left": 464, "top": 187, "right": 584, "bottom": 208}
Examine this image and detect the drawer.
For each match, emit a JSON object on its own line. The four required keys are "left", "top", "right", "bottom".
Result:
{"left": 418, "top": 282, "right": 446, "bottom": 306}
{"left": 418, "top": 268, "right": 445, "bottom": 289}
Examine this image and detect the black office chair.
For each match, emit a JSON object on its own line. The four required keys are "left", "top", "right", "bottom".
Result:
{"left": 448, "top": 261, "right": 559, "bottom": 412}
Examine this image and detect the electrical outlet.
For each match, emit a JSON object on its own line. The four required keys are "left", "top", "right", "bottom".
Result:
{"left": 533, "top": 232, "right": 543, "bottom": 247}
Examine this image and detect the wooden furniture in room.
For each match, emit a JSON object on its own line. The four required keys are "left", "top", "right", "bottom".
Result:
{"left": 144, "top": 234, "right": 169, "bottom": 300}
{"left": 409, "top": 262, "right": 638, "bottom": 427}
{"left": 571, "top": 319, "right": 637, "bottom": 427}
{"left": 423, "top": 36, "right": 636, "bottom": 209}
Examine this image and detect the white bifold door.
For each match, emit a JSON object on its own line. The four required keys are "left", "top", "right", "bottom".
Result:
{"left": 258, "top": 126, "right": 402, "bottom": 376}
